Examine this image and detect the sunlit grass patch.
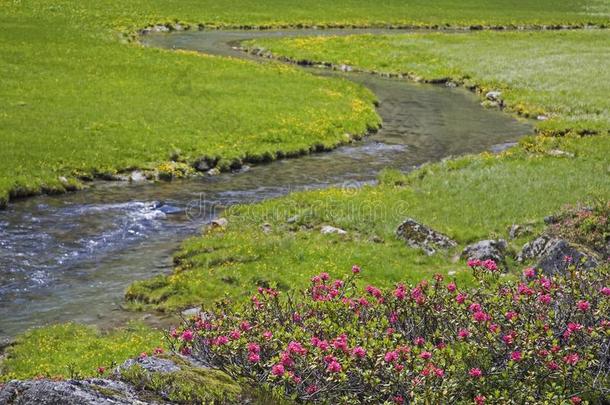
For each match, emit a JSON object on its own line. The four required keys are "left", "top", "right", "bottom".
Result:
{"left": 0, "top": 323, "right": 165, "bottom": 381}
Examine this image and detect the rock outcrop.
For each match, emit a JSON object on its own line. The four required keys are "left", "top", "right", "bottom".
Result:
{"left": 0, "top": 378, "right": 146, "bottom": 405}
{"left": 461, "top": 239, "right": 508, "bottom": 270}
{"left": 518, "top": 235, "right": 599, "bottom": 276}
{"left": 396, "top": 218, "right": 457, "bottom": 256}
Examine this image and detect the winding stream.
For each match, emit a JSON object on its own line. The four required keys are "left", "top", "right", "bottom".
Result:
{"left": 0, "top": 29, "right": 532, "bottom": 340}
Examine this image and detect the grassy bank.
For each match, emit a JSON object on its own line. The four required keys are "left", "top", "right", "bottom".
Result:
{"left": 126, "top": 133, "right": 610, "bottom": 311}
{"left": 246, "top": 30, "right": 610, "bottom": 135}
{"left": 2, "top": 1, "right": 609, "bottom": 207}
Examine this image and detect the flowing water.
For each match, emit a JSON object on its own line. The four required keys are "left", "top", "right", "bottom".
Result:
{"left": 0, "top": 29, "right": 532, "bottom": 340}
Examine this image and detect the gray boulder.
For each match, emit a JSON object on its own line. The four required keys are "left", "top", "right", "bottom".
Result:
{"left": 461, "top": 239, "right": 508, "bottom": 269}
{"left": 396, "top": 218, "right": 457, "bottom": 256}
{"left": 117, "top": 356, "right": 181, "bottom": 375}
{"left": 518, "top": 235, "right": 599, "bottom": 276}
{"left": 0, "top": 378, "right": 147, "bottom": 405}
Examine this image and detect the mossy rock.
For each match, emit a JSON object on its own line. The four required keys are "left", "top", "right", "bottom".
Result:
{"left": 119, "top": 356, "right": 241, "bottom": 404}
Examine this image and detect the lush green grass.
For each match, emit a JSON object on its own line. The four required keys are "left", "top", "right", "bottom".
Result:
{"left": 2, "top": 1, "right": 609, "bottom": 206}
{"left": 0, "top": 323, "right": 165, "bottom": 381}
{"left": 0, "top": 3, "right": 379, "bottom": 206}
{"left": 247, "top": 30, "right": 610, "bottom": 135}
{"left": 127, "top": 134, "right": 610, "bottom": 311}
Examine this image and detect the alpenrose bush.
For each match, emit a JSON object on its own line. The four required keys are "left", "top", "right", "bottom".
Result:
{"left": 169, "top": 261, "right": 610, "bottom": 404}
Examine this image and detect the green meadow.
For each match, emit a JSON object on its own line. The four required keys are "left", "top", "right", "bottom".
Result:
{"left": 1, "top": 0, "right": 610, "bottom": 206}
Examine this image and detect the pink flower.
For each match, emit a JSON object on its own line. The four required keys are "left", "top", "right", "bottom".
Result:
{"left": 280, "top": 352, "right": 294, "bottom": 367}
{"left": 248, "top": 353, "right": 260, "bottom": 363}
{"left": 523, "top": 267, "right": 536, "bottom": 278}
{"left": 474, "top": 395, "right": 486, "bottom": 405}
{"left": 247, "top": 342, "right": 260, "bottom": 354}
{"left": 384, "top": 351, "right": 399, "bottom": 363}
{"left": 97, "top": 367, "right": 106, "bottom": 375}
{"left": 510, "top": 351, "right": 522, "bottom": 362}
{"left": 576, "top": 300, "right": 590, "bottom": 312}
{"left": 306, "top": 385, "right": 318, "bottom": 395}
{"left": 239, "top": 321, "right": 252, "bottom": 331}
{"left": 271, "top": 364, "right": 285, "bottom": 376}
{"left": 563, "top": 353, "right": 580, "bottom": 366}
{"left": 456, "top": 293, "right": 467, "bottom": 304}
{"left": 352, "top": 346, "right": 367, "bottom": 359}
{"left": 483, "top": 259, "right": 497, "bottom": 271}
{"left": 229, "top": 330, "right": 241, "bottom": 340}
{"left": 323, "top": 354, "right": 337, "bottom": 364}
{"left": 502, "top": 334, "right": 514, "bottom": 345}
{"left": 311, "top": 275, "right": 321, "bottom": 284}
{"left": 473, "top": 311, "right": 489, "bottom": 322}
{"left": 414, "top": 337, "right": 425, "bottom": 346}
{"left": 547, "top": 360, "right": 559, "bottom": 371}
{"left": 139, "top": 352, "right": 148, "bottom": 359}
{"left": 469, "top": 368, "right": 482, "bottom": 378}
{"left": 317, "top": 339, "right": 330, "bottom": 351}
{"left": 488, "top": 323, "right": 500, "bottom": 333}
{"left": 326, "top": 360, "right": 342, "bottom": 373}
{"left": 419, "top": 351, "right": 432, "bottom": 360}
{"left": 394, "top": 284, "right": 406, "bottom": 300}
{"left": 263, "top": 331, "right": 273, "bottom": 340}
{"left": 568, "top": 322, "right": 583, "bottom": 332}
{"left": 539, "top": 277, "right": 552, "bottom": 290}
{"left": 393, "top": 396, "right": 404, "bottom": 404}
{"left": 434, "top": 368, "right": 445, "bottom": 378}
{"left": 517, "top": 283, "right": 534, "bottom": 296}
{"left": 458, "top": 328, "right": 470, "bottom": 340}
{"left": 320, "top": 272, "right": 330, "bottom": 281}
{"left": 447, "top": 282, "right": 457, "bottom": 292}
{"left": 571, "top": 396, "right": 582, "bottom": 404}
{"left": 601, "top": 287, "right": 610, "bottom": 296}
{"left": 153, "top": 347, "right": 164, "bottom": 355}
{"left": 505, "top": 311, "right": 518, "bottom": 321}
{"left": 332, "top": 334, "right": 349, "bottom": 352}
{"left": 564, "top": 255, "right": 573, "bottom": 263}
{"left": 352, "top": 265, "right": 361, "bottom": 274}
{"left": 469, "top": 303, "right": 482, "bottom": 313}
{"left": 214, "top": 335, "right": 229, "bottom": 346}
{"left": 389, "top": 311, "right": 399, "bottom": 324}
{"left": 181, "top": 329, "right": 194, "bottom": 342}
{"left": 288, "top": 341, "right": 307, "bottom": 355}
{"left": 538, "top": 294, "right": 552, "bottom": 305}
{"left": 467, "top": 259, "right": 482, "bottom": 268}
{"left": 365, "top": 285, "right": 383, "bottom": 299}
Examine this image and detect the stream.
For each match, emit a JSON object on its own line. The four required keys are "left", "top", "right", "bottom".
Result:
{"left": 0, "top": 29, "right": 532, "bottom": 340}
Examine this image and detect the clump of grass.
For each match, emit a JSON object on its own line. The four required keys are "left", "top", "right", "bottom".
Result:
{"left": 246, "top": 30, "right": 610, "bottom": 135}
{"left": 0, "top": 323, "right": 165, "bottom": 381}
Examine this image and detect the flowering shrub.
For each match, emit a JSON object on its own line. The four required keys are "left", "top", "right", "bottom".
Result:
{"left": 170, "top": 262, "right": 609, "bottom": 404}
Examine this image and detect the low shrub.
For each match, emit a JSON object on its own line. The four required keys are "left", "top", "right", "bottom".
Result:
{"left": 170, "top": 261, "right": 610, "bottom": 404}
